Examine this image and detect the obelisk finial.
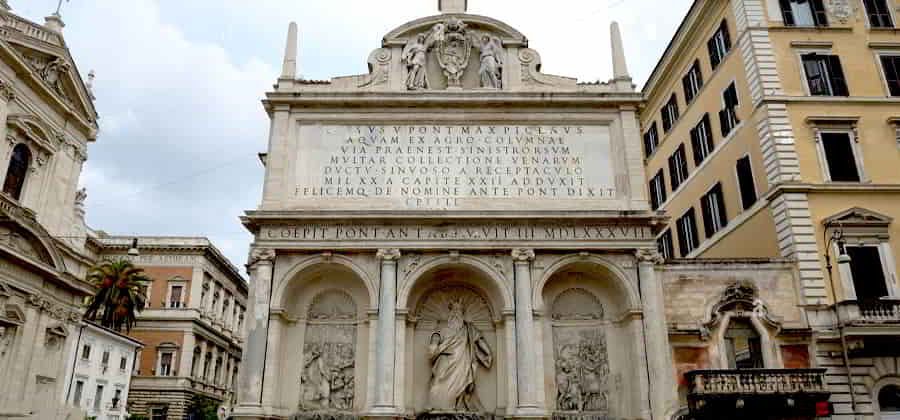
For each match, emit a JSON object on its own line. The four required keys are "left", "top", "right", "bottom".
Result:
{"left": 438, "top": 0, "right": 467, "bottom": 14}
{"left": 281, "top": 22, "right": 298, "bottom": 80}
{"left": 611, "top": 22, "right": 631, "bottom": 82}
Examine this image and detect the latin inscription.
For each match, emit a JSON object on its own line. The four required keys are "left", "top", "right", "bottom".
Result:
{"left": 263, "top": 223, "right": 651, "bottom": 243}
{"left": 294, "top": 125, "right": 616, "bottom": 210}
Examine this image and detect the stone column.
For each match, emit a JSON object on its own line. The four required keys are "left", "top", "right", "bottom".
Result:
{"left": 373, "top": 249, "right": 400, "bottom": 413}
{"left": 511, "top": 248, "right": 541, "bottom": 414}
{"left": 636, "top": 249, "right": 677, "bottom": 420}
{"left": 235, "top": 248, "right": 276, "bottom": 409}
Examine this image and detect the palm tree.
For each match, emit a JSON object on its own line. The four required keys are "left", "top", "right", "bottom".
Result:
{"left": 84, "top": 259, "right": 149, "bottom": 332}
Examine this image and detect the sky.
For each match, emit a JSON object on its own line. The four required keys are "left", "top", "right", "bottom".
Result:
{"left": 13, "top": 0, "right": 692, "bottom": 271}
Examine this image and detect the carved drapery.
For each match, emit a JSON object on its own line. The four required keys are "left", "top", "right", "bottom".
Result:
{"left": 300, "top": 290, "right": 358, "bottom": 412}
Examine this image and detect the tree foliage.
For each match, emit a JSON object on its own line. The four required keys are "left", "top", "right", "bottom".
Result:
{"left": 83, "top": 258, "right": 149, "bottom": 332}
{"left": 188, "top": 395, "right": 220, "bottom": 420}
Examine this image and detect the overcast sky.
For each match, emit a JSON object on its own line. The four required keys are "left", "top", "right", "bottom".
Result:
{"left": 13, "top": 0, "right": 691, "bottom": 271}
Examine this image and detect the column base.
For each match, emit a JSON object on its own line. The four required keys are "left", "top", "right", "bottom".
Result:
{"left": 510, "top": 407, "right": 550, "bottom": 420}
{"left": 231, "top": 404, "right": 283, "bottom": 420}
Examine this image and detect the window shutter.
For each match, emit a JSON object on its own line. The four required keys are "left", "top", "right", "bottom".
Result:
{"left": 718, "top": 109, "right": 729, "bottom": 137}
{"left": 715, "top": 186, "right": 728, "bottom": 228}
{"left": 701, "top": 195, "right": 715, "bottom": 239}
{"left": 690, "top": 126, "right": 703, "bottom": 166}
{"left": 811, "top": 0, "right": 829, "bottom": 26}
{"left": 779, "top": 0, "right": 795, "bottom": 25}
{"left": 695, "top": 61, "right": 704, "bottom": 86}
{"left": 882, "top": 56, "right": 900, "bottom": 96}
{"left": 720, "top": 20, "right": 731, "bottom": 50}
{"left": 671, "top": 96, "right": 680, "bottom": 121}
{"left": 826, "top": 55, "right": 849, "bottom": 96}
{"left": 803, "top": 55, "right": 827, "bottom": 95}
{"left": 643, "top": 131, "right": 653, "bottom": 158}
{"left": 708, "top": 38, "right": 721, "bottom": 69}
{"left": 682, "top": 74, "right": 694, "bottom": 104}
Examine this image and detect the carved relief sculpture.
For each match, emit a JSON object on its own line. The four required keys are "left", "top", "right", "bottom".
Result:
{"left": 38, "top": 58, "right": 69, "bottom": 96}
{"left": 402, "top": 35, "right": 431, "bottom": 90}
{"left": 477, "top": 35, "right": 503, "bottom": 89}
{"left": 426, "top": 298, "right": 493, "bottom": 413}
{"left": 299, "top": 290, "right": 357, "bottom": 412}
{"left": 825, "top": 0, "right": 854, "bottom": 23}
{"left": 434, "top": 18, "right": 472, "bottom": 88}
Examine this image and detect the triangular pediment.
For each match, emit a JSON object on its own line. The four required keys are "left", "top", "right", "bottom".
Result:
{"left": 824, "top": 207, "right": 893, "bottom": 227}
{"left": 1, "top": 303, "right": 25, "bottom": 326}
{"left": 6, "top": 43, "right": 96, "bottom": 123}
{"left": 46, "top": 323, "right": 68, "bottom": 338}
{"left": 0, "top": 221, "right": 57, "bottom": 267}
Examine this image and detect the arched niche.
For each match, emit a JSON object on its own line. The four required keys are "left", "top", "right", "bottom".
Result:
{"left": 402, "top": 263, "right": 511, "bottom": 415}
{"left": 538, "top": 258, "right": 643, "bottom": 419}
{"left": 270, "top": 260, "right": 372, "bottom": 415}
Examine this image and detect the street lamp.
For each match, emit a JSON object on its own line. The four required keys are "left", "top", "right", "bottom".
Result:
{"left": 823, "top": 225, "right": 855, "bottom": 415}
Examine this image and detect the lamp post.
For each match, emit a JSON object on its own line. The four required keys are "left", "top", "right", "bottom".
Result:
{"left": 823, "top": 226, "right": 856, "bottom": 416}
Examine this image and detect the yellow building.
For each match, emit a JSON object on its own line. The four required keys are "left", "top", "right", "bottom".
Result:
{"left": 642, "top": 0, "right": 900, "bottom": 418}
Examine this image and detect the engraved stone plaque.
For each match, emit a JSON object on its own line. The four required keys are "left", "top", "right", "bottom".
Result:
{"left": 292, "top": 124, "right": 617, "bottom": 211}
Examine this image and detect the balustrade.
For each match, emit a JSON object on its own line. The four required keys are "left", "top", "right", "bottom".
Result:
{"left": 687, "top": 369, "right": 828, "bottom": 396}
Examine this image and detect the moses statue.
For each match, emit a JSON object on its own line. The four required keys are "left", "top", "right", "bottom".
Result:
{"left": 426, "top": 299, "right": 493, "bottom": 412}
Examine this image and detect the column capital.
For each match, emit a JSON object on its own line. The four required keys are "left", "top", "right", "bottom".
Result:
{"left": 0, "top": 80, "right": 15, "bottom": 102}
{"left": 511, "top": 248, "right": 535, "bottom": 263}
{"left": 376, "top": 248, "right": 401, "bottom": 261}
{"left": 248, "top": 248, "right": 276, "bottom": 268}
{"left": 635, "top": 248, "right": 664, "bottom": 265}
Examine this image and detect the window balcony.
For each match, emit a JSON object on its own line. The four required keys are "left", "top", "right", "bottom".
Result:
{"left": 686, "top": 369, "right": 829, "bottom": 419}
{"left": 837, "top": 299, "right": 900, "bottom": 328}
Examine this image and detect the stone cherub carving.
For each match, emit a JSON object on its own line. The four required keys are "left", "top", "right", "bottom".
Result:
{"left": 426, "top": 299, "right": 493, "bottom": 412}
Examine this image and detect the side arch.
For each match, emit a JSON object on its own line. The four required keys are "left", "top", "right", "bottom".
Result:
{"left": 534, "top": 254, "right": 640, "bottom": 314}
{"left": 271, "top": 254, "right": 378, "bottom": 311}
{"left": 397, "top": 254, "right": 513, "bottom": 314}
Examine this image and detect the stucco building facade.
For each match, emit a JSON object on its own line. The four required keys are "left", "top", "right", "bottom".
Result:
{"left": 94, "top": 236, "right": 248, "bottom": 419}
{"left": 641, "top": 0, "right": 900, "bottom": 418}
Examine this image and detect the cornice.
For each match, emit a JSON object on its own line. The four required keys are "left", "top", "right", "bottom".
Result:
{"left": 242, "top": 209, "right": 665, "bottom": 224}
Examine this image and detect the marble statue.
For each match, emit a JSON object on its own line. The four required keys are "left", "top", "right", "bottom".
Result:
{"left": 426, "top": 299, "right": 493, "bottom": 412}
{"left": 402, "top": 34, "right": 430, "bottom": 90}
{"left": 477, "top": 35, "right": 503, "bottom": 89}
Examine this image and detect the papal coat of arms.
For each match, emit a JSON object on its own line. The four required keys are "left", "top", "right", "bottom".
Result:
{"left": 432, "top": 18, "right": 472, "bottom": 88}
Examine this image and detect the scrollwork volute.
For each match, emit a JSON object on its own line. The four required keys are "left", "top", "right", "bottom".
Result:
{"left": 511, "top": 248, "right": 535, "bottom": 262}
{"left": 376, "top": 248, "right": 401, "bottom": 262}
{"left": 248, "top": 248, "right": 275, "bottom": 267}
{"left": 635, "top": 249, "right": 664, "bottom": 265}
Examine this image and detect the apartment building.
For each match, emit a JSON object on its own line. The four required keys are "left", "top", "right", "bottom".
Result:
{"left": 642, "top": 0, "right": 900, "bottom": 418}
{"left": 94, "top": 236, "right": 247, "bottom": 419}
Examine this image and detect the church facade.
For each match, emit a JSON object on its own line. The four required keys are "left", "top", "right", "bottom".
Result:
{"left": 233, "top": 2, "right": 829, "bottom": 420}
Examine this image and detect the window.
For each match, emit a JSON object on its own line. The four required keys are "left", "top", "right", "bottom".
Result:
{"left": 93, "top": 384, "right": 104, "bottom": 411}
{"left": 658, "top": 229, "right": 675, "bottom": 260}
{"left": 881, "top": 55, "right": 900, "bottom": 96}
{"left": 725, "top": 318, "right": 764, "bottom": 369}
{"left": 203, "top": 352, "right": 212, "bottom": 380}
{"left": 643, "top": 122, "right": 659, "bottom": 158}
{"left": 81, "top": 344, "right": 91, "bottom": 361}
{"left": 214, "top": 357, "right": 223, "bottom": 384}
{"left": 879, "top": 385, "right": 900, "bottom": 419}
{"left": 151, "top": 407, "right": 168, "bottom": 420}
{"left": 112, "top": 389, "right": 122, "bottom": 408}
{"left": 865, "top": 0, "right": 894, "bottom": 28}
{"left": 72, "top": 380, "right": 84, "bottom": 407}
{"left": 690, "top": 114, "right": 715, "bottom": 166}
{"left": 802, "top": 53, "right": 849, "bottom": 96}
{"left": 169, "top": 285, "right": 183, "bottom": 308}
{"left": 701, "top": 183, "right": 728, "bottom": 238}
{"left": 707, "top": 20, "right": 732, "bottom": 70}
{"left": 682, "top": 60, "right": 704, "bottom": 104}
{"left": 2, "top": 144, "right": 31, "bottom": 200}
{"left": 735, "top": 156, "right": 758, "bottom": 210}
{"left": 676, "top": 208, "right": 700, "bottom": 257}
{"left": 847, "top": 246, "right": 890, "bottom": 301}
{"left": 719, "top": 83, "right": 740, "bottom": 137}
{"left": 819, "top": 131, "right": 861, "bottom": 182}
{"left": 649, "top": 170, "right": 667, "bottom": 211}
{"left": 668, "top": 144, "right": 689, "bottom": 191}
{"left": 158, "top": 351, "right": 173, "bottom": 376}
{"left": 101, "top": 350, "right": 110, "bottom": 366}
{"left": 120, "top": 356, "right": 127, "bottom": 371}
{"left": 191, "top": 347, "right": 201, "bottom": 377}
{"left": 661, "top": 94, "right": 680, "bottom": 133}
{"left": 780, "top": 0, "right": 828, "bottom": 26}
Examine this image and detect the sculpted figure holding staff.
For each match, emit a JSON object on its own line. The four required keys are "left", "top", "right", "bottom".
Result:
{"left": 426, "top": 299, "right": 493, "bottom": 412}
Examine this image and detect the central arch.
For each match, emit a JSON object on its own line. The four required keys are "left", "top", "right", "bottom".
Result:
{"left": 397, "top": 254, "right": 513, "bottom": 314}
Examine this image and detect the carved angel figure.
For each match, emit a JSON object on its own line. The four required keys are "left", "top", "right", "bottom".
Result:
{"left": 478, "top": 35, "right": 503, "bottom": 89}
{"left": 402, "top": 34, "right": 430, "bottom": 90}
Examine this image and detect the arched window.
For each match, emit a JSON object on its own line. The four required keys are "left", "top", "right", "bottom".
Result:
{"left": 724, "top": 318, "right": 763, "bottom": 369}
{"left": 190, "top": 347, "right": 201, "bottom": 378}
{"left": 880, "top": 385, "right": 900, "bottom": 419}
{"left": 3, "top": 144, "right": 31, "bottom": 200}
